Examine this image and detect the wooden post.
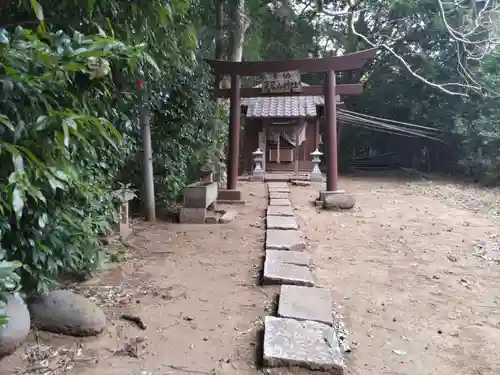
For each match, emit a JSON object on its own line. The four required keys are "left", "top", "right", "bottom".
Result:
{"left": 294, "top": 120, "right": 300, "bottom": 175}
{"left": 140, "top": 106, "right": 156, "bottom": 221}
{"left": 315, "top": 117, "right": 320, "bottom": 149}
{"left": 262, "top": 120, "right": 268, "bottom": 173}
{"left": 325, "top": 70, "right": 338, "bottom": 192}
{"left": 227, "top": 73, "right": 241, "bottom": 190}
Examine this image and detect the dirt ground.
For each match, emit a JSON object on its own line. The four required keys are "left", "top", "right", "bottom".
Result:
{"left": 3, "top": 174, "right": 500, "bottom": 375}
{"left": 291, "top": 173, "right": 500, "bottom": 375}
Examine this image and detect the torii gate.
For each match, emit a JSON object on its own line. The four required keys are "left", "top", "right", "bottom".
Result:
{"left": 206, "top": 49, "right": 376, "bottom": 203}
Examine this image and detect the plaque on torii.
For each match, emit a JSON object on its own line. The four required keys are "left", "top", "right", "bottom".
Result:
{"left": 205, "top": 49, "right": 377, "bottom": 203}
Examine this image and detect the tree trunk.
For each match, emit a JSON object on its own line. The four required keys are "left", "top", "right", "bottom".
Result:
{"left": 215, "top": 0, "right": 224, "bottom": 61}
{"left": 221, "top": 0, "right": 249, "bottom": 89}
{"left": 227, "top": 0, "right": 248, "bottom": 62}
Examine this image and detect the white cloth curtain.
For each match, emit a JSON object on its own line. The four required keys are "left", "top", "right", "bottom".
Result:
{"left": 267, "top": 120, "right": 307, "bottom": 147}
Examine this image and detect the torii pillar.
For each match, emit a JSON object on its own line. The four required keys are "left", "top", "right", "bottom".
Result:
{"left": 206, "top": 48, "right": 376, "bottom": 206}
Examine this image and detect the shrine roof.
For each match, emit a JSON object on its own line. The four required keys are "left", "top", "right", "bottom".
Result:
{"left": 241, "top": 83, "right": 342, "bottom": 118}
{"left": 242, "top": 95, "right": 323, "bottom": 118}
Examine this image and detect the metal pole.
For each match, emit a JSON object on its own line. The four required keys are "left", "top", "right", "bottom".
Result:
{"left": 141, "top": 105, "right": 156, "bottom": 221}
{"left": 227, "top": 73, "right": 241, "bottom": 190}
{"left": 325, "top": 70, "right": 338, "bottom": 192}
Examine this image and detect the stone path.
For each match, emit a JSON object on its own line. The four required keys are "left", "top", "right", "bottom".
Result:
{"left": 260, "top": 182, "right": 345, "bottom": 373}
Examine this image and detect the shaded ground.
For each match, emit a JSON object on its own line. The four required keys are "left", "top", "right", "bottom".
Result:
{"left": 291, "top": 173, "right": 500, "bottom": 375}
{"left": 3, "top": 174, "right": 500, "bottom": 375}
{"left": 2, "top": 182, "right": 273, "bottom": 375}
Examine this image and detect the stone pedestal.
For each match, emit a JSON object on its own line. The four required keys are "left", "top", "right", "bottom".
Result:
{"left": 317, "top": 190, "right": 356, "bottom": 210}
{"left": 112, "top": 189, "right": 136, "bottom": 239}
{"left": 310, "top": 149, "right": 323, "bottom": 182}
{"left": 217, "top": 189, "right": 244, "bottom": 204}
{"left": 251, "top": 148, "right": 265, "bottom": 181}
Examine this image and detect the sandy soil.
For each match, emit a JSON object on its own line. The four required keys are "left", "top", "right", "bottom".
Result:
{"left": 3, "top": 175, "right": 500, "bottom": 375}
{"left": 291, "top": 174, "right": 500, "bottom": 375}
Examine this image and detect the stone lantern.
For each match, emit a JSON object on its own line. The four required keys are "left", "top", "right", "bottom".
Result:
{"left": 251, "top": 148, "right": 265, "bottom": 181}
{"left": 310, "top": 149, "right": 323, "bottom": 182}
{"left": 200, "top": 165, "right": 214, "bottom": 183}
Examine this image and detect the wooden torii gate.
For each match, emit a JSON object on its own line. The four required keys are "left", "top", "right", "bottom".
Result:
{"left": 206, "top": 49, "right": 376, "bottom": 202}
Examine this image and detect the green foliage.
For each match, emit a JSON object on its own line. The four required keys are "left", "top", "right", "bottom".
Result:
{"left": 0, "top": 260, "right": 21, "bottom": 327}
{"left": 0, "top": 0, "right": 227, "bottom": 296}
{"left": 0, "top": 25, "right": 146, "bottom": 294}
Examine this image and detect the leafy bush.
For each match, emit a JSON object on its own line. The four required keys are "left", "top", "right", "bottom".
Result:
{"left": 0, "top": 260, "right": 21, "bottom": 327}
{"left": 0, "top": 26, "right": 148, "bottom": 294}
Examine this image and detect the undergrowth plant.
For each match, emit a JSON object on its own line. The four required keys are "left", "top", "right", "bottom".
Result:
{"left": 0, "top": 25, "right": 152, "bottom": 294}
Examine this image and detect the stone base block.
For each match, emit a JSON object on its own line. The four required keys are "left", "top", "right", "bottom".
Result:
{"left": 321, "top": 191, "right": 356, "bottom": 210}
{"left": 114, "top": 222, "right": 132, "bottom": 240}
{"left": 263, "top": 316, "right": 344, "bottom": 373}
{"left": 179, "top": 207, "right": 206, "bottom": 224}
{"left": 318, "top": 190, "right": 346, "bottom": 202}
{"left": 278, "top": 285, "right": 333, "bottom": 326}
{"left": 217, "top": 189, "right": 242, "bottom": 201}
{"left": 251, "top": 173, "right": 265, "bottom": 182}
{"left": 309, "top": 172, "right": 323, "bottom": 182}
{"left": 205, "top": 215, "right": 219, "bottom": 224}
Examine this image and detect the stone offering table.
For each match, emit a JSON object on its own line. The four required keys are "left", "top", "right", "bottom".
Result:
{"left": 180, "top": 181, "right": 219, "bottom": 224}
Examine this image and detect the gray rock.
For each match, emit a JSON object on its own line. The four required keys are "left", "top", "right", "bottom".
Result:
{"left": 28, "top": 290, "right": 106, "bottom": 337}
{"left": 267, "top": 206, "right": 294, "bottom": 217}
{"left": 263, "top": 316, "right": 344, "bottom": 373}
{"left": 323, "top": 193, "right": 356, "bottom": 210}
{"left": 278, "top": 285, "right": 333, "bottom": 326}
{"left": 267, "top": 216, "right": 299, "bottom": 230}
{"left": 266, "top": 230, "right": 306, "bottom": 251}
{"left": 0, "top": 294, "right": 31, "bottom": 358}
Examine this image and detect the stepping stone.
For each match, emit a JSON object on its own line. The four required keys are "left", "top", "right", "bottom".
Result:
{"left": 268, "top": 182, "right": 288, "bottom": 188}
{"left": 263, "top": 316, "right": 343, "bottom": 373}
{"left": 291, "top": 180, "right": 311, "bottom": 186}
{"left": 266, "top": 250, "right": 311, "bottom": 267}
{"left": 220, "top": 209, "right": 237, "bottom": 223}
{"left": 269, "top": 198, "right": 290, "bottom": 206}
{"left": 263, "top": 258, "right": 315, "bottom": 286}
{"left": 267, "top": 205, "right": 294, "bottom": 217}
{"left": 269, "top": 192, "right": 289, "bottom": 199}
{"left": 267, "top": 216, "right": 298, "bottom": 230}
{"left": 278, "top": 285, "right": 333, "bottom": 326}
{"left": 268, "top": 187, "right": 290, "bottom": 193}
{"left": 266, "top": 230, "right": 306, "bottom": 251}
